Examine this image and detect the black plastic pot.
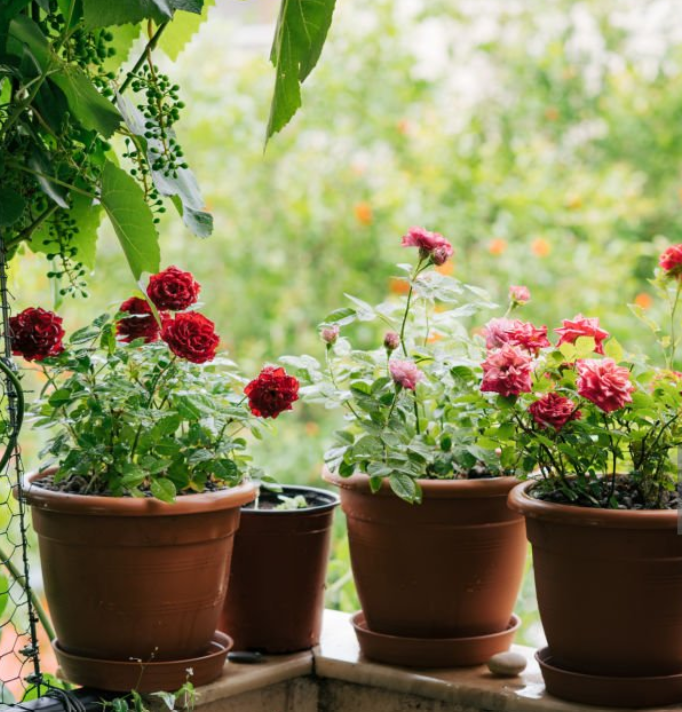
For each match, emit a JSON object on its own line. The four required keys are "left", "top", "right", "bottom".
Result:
{"left": 219, "top": 485, "right": 339, "bottom": 653}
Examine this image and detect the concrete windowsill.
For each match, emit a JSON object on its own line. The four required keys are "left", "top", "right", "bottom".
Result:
{"left": 193, "top": 610, "right": 675, "bottom": 712}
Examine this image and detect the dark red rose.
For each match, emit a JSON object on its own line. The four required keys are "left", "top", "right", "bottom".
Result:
{"left": 9, "top": 307, "right": 64, "bottom": 362}
{"left": 528, "top": 392, "right": 581, "bottom": 431}
{"left": 116, "top": 297, "right": 162, "bottom": 344}
{"left": 161, "top": 312, "right": 219, "bottom": 363}
{"left": 147, "top": 266, "right": 201, "bottom": 312}
{"left": 245, "top": 366, "right": 300, "bottom": 419}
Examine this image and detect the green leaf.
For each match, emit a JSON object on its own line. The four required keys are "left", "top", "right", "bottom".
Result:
{"left": 266, "top": 0, "right": 337, "bottom": 141}
{"left": 321, "top": 307, "right": 356, "bottom": 327}
{"left": 150, "top": 477, "right": 177, "bottom": 502}
{"left": 82, "top": 0, "right": 172, "bottom": 29}
{"left": 100, "top": 161, "right": 160, "bottom": 280}
{"left": 8, "top": 16, "right": 52, "bottom": 70}
{"left": 51, "top": 66, "right": 122, "bottom": 137}
{"left": 604, "top": 338, "right": 624, "bottom": 363}
{"left": 160, "top": 0, "right": 213, "bottom": 60}
{"left": 574, "top": 336, "right": 596, "bottom": 358}
{"left": 389, "top": 472, "right": 421, "bottom": 504}
{"left": 559, "top": 342, "right": 577, "bottom": 361}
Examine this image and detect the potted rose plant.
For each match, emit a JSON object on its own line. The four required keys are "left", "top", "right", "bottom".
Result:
{"left": 498, "top": 248, "right": 682, "bottom": 707}
{"left": 284, "top": 228, "right": 527, "bottom": 668}
{"left": 11, "top": 267, "right": 300, "bottom": 693}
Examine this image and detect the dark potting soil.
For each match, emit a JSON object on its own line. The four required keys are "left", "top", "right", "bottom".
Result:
{"left": 532, "top": 476, "right": 681, "bottom": 511}
{"left": 31, "top": 474, "right": 230, "bottom": 498}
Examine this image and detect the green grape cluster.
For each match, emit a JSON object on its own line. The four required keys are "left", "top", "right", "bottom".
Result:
{"left": 122, "top": 136, "right": 167, "bottom": 224}
{"left": 130, "top": 64, "right": 189, "bottom": 180}
{"left": 42, "top": 211, "right": 88, "bottom": 299}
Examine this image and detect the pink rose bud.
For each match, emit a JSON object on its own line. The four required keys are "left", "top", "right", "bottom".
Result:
{"left": 321, "top": 325, "right": 340, "bottom": 344}
{"left": 384, "top": 331, "right": 400, "bottom": 351}
{"left": 509, "top": 285, "right": 530, "bottom": 305}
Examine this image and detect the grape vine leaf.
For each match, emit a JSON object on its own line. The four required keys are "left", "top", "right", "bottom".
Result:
{"left": 168, "top": 0, "right": 204, "bottom": 12}
{"left": 100, "top": 161, "right": 160, "bottom": 280}
{"left": 82, "top": 0, "right": 173, "bottom": 29}
{"left": 266, "top": 0, "right": 337, "bottom": 142}
{"left": 159, "top": 0, "right": 213, "bottom": 60}
{"left": 51, "top": 66, "right": 122, "bottom": 137}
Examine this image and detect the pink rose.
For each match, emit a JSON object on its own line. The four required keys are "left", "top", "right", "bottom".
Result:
{"left": 389, "top": 359, "right": 423, "bottom": 390}
{"left": 555, "top": 314, "right": 609, "bottom": 355}
{"left": 401, "top": 227, "right": 453, "bottom": 264}
{"left": 659, "top": 245, "right": 682, "bottom": 278}
{"left": 506, "top": 321, "right": 551, "bottom": 355}
{"left": 481, "top": 344, "right": 533, "bottom": 397}
{"left": 483, "top": 318, "right": 516, "bottom": 350}
{"left": 576, "top": 358, "right": 635, "bottom": 413}
{"left": 509, "top": 285, "right": 530, "bottom": 305}
{"left": 528, "top": 392, "right": 581, "bottom": 430}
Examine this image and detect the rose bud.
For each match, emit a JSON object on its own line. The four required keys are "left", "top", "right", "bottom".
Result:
{"left": 321, "top": 325, "right": 340, "bottom": 344}
{"left": 384, "top": 331, "right": 401, "bottom": 351}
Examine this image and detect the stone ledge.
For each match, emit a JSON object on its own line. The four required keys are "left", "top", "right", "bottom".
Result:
{"left": 191, "top": 610, "right": 678, "bottom": 712}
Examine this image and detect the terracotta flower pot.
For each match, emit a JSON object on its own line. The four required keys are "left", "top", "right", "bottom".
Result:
{"left": 324, "top": 470, "right": 526, "bottom": 645}
{"left": 509, "top": 480, "right": 682, "bottom": 678}
{"left": 220, "top": 485, "right": 339, "bottom": 653}
{"left": 22, "top": 471, "right": 256, "bottom": 665}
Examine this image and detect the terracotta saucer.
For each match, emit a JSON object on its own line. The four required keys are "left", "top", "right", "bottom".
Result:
{"left": 351, "top": 611, "right": 520, "bottom": 668}
{"left": 54, "top": 632, "right": 232, "bottom": 693}
{"left": 537, "top": 647, "right": 682, "bottom": 708}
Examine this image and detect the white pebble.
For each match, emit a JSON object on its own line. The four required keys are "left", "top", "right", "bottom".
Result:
{"left": 486, "top": 651, "right": 527, "bottom": 677}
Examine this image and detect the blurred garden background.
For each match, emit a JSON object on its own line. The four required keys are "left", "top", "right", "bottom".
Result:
{"left": 9, "top": 0, "right": 682, "bottom": 652}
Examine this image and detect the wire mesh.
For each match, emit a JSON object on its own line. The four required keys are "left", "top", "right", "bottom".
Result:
{"left": 0, "top": 244, "right": 45, "bottom": 705}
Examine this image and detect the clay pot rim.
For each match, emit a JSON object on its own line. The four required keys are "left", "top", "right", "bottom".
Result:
{"left": 508, "top": 479, "right": 677, "bottom": 529}
{"left": 21, "top": 469, "right": 257, "bottom": 516}
{"left": 246, "top": 484, "right": 339, "bottom": 515}
{"left": 322, "top": 466, "right": 519, "bottom": 499}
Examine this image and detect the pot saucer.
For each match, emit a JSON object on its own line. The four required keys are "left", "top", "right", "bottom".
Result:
{"left": 351, "top": 611, "right": 520, "bottom": 668}
{"left": 54, "top": 631, "right": 232, "bottom": 692}
{"left": 537, "top": 647, "right": 682, "bottom": 708}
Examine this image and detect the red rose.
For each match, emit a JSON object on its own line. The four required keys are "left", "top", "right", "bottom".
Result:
{"left": 481, "top": 344, "right": 533, "bottom": 397}
{"left": 401, "top": 227, "right": 454, "bottom": 264}
{"left": 576, "top": 358, "right": 635, "bottom": 413}
{"left": 528, "top": 392, "right": 581, "bottom": 430}
{"left": 506, "top": 321, "right": 551, "bottom": 355}
{"left": 161, "top": 312, "right": 219, "bottom": 363}
{"left": 659, "top": 245, "right": 682, "bottom": 278}
{"left": 555, "top": 314, "right": 609, "bottom": 355}
{"left": 9, "top": 307, "right": 64, "bottom": 362}
{"left": 147, "top": 266, "right": 201, "bottom": 312}
{"left": 245, "top": 366, "right": 300, "bottom": 419}
{"left": 116, "top": 297, "right": 162, "bottom": 344}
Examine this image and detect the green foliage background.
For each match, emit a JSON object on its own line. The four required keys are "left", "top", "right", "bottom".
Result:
{"left": 12, "top": 0, "right": 682, "bottom": 648}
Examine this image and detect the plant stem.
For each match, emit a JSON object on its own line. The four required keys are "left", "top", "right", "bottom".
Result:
{"left": 0, "top": 543, "right": 56, "bottom": 644}
{"left": 670, "top": 281, "right": 681, "bottom": 369}
{"left": 119, "top": 22, "right": 169, "bottom": 94}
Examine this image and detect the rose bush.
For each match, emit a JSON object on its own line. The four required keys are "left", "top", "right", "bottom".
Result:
{"left": 475, "top": 246, "right": 682, "bottom": 509}
{"left": 19, "top": 268, "right": 299, "bottom": 501}
{"left": 282, "top": 227, "right": 516, "bottom": 503}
